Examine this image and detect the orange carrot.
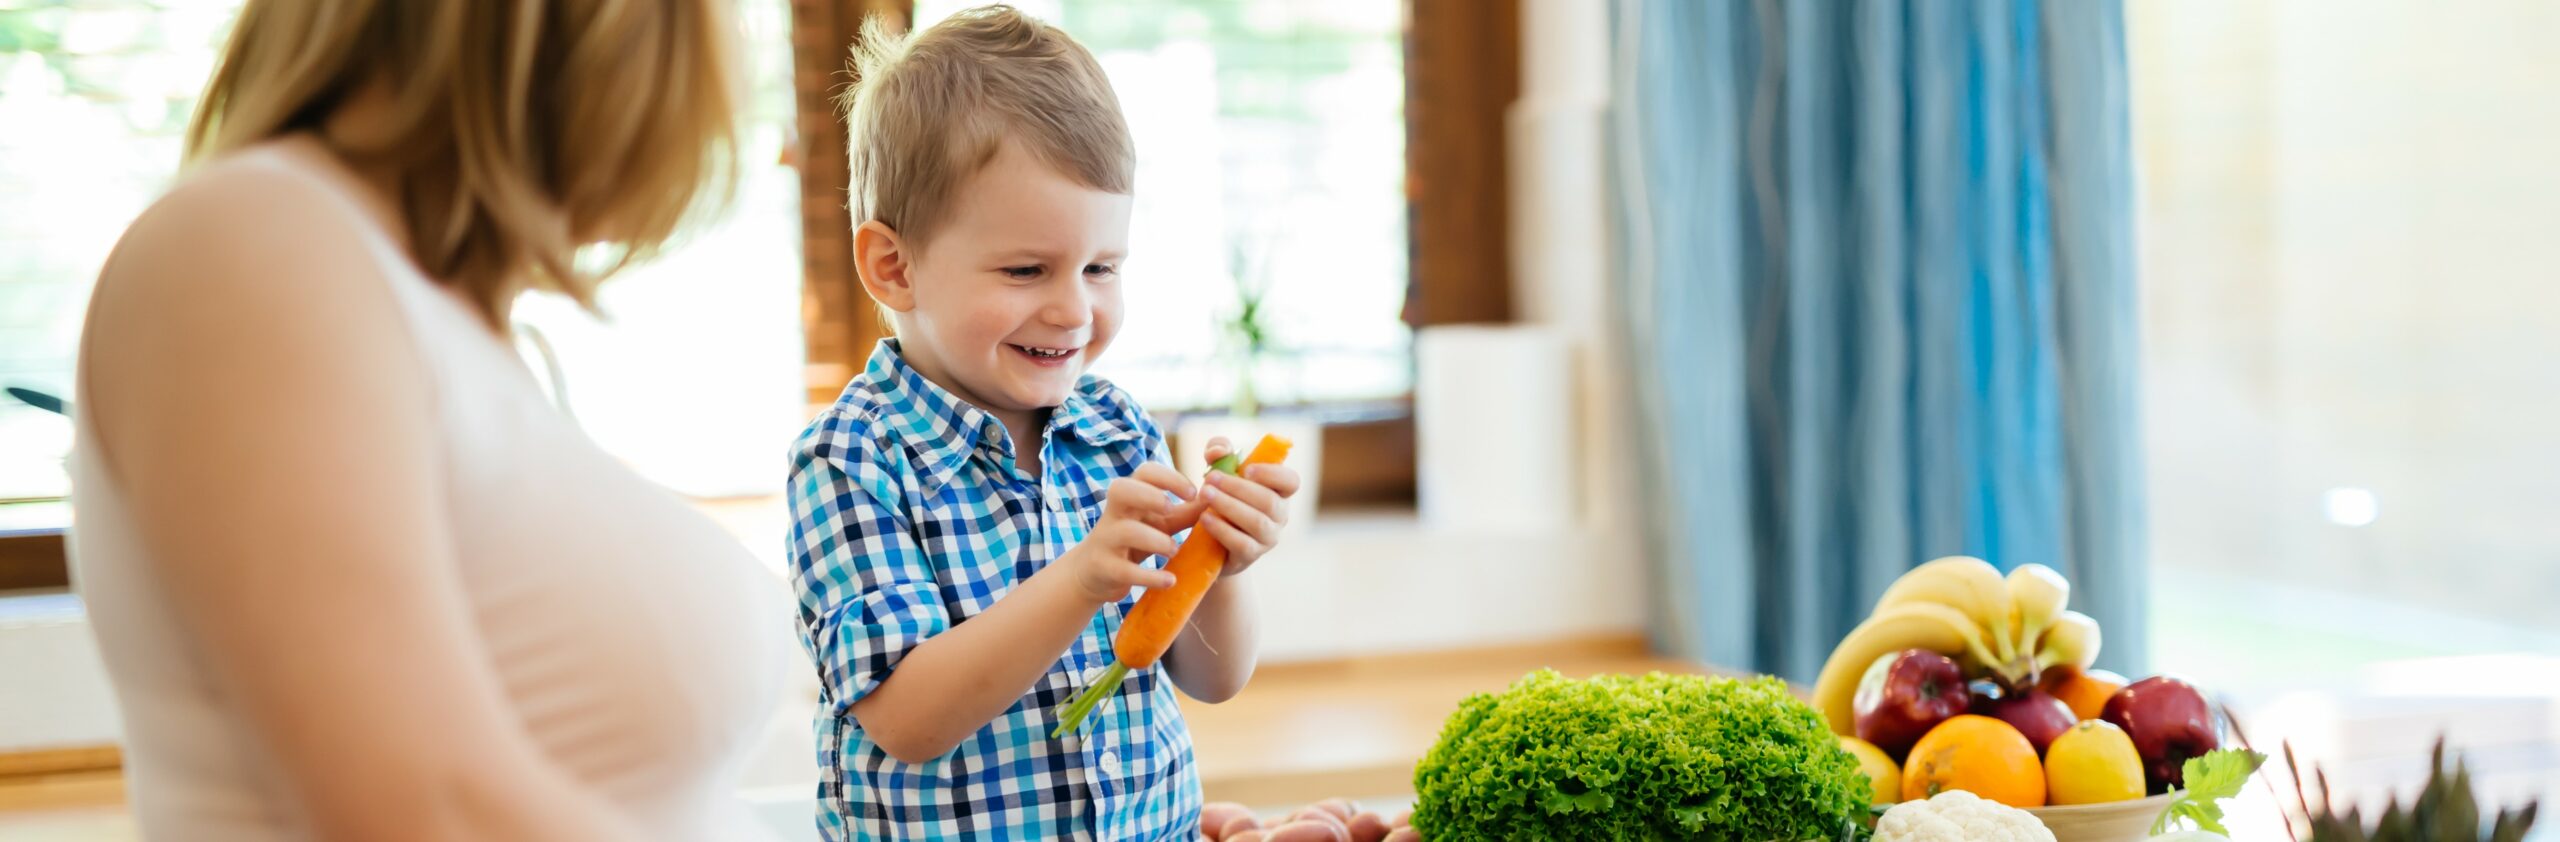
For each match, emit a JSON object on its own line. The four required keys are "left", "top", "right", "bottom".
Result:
{"left": 1053, "top": 434, "right": 1293, "bottom": 737}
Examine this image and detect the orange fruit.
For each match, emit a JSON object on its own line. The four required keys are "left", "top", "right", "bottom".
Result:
{"left": 2047, "top": 666, "right": 2130, "bottom": 721}
{"left": 2045, "top": 719, "right": 2146, "bottom": 805}
{"left": 1900, "top": 714, "right": 2048, "bottom": 808}
{"left": 1838, "top": 735, "right": 1903, "bottom": 804}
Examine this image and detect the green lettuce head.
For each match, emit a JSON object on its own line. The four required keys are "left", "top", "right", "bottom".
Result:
{"left": 1412, "top": 670, "right": 1869, "bottom": 841}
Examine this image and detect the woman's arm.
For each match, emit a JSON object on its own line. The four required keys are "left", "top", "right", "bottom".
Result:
{"left": 80, "top": 163, "right": 643, "bottom": 841}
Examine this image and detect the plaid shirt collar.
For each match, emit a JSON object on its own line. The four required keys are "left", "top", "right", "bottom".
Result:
{"left": 866, "top": 339, "right": 1148, "bottom": 493}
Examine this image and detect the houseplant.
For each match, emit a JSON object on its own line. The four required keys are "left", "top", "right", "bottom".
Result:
{"left": 1173, "top": 239, "right": 1322, "bottom": 523}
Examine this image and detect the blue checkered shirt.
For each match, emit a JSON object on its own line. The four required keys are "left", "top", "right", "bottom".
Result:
{"left": 788, "top": 340, "right": 1203, "bottom": 841}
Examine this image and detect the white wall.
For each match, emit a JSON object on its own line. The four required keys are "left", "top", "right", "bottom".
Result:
{"left": 0, "top": 594, "right": 120, "bottom": 752}
{"left": 2132, "top": 0, "right": 2560, "bottom": 629}
{"left": 1509, "top": 0, "right": 1642, "bottom": 557}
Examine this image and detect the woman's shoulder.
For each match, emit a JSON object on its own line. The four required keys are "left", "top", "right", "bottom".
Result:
{"left": 83, "top": 138, "right": 433, "bottom": 429}
{"left": 77, "top": 139, "right": 445, "bottom": 494}
{"left": 105, "top": 139, "right": 390, "bottom": 296}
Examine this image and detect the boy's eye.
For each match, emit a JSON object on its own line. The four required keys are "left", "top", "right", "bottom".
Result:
{"left": 1001, "top": 266, "right": 1043, "bottom": 280}
{"left": 1084, "top": 264, "right": 1118, "bottom": 279}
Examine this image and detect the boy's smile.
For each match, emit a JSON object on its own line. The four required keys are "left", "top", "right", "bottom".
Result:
{"left": 872, "top": 141, "right": 1134, "bottom": 438}
{"left": 1008, "top": 344, "right": 1077, "bottom": 363}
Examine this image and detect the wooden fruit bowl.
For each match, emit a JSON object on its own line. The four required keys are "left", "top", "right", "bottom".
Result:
{"left": 2026, "top": 793, "right": 2177, "bottom": 842}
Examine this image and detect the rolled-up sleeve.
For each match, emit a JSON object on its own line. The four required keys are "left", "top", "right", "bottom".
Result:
{"left": 787, "top": 438, "right": 946, "bottom": 717}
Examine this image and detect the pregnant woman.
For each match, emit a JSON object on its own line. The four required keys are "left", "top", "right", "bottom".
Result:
{"left": 67, "top": 1, "right": 792, "bottom": 838}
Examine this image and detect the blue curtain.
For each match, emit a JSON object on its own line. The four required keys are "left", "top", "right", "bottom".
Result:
{"left": 1611, "top": 0, "right": 2146, "bottom": 683}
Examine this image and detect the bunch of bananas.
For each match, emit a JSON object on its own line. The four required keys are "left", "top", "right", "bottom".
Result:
{"left": 1811, "top": 557, "right": 2101, "bottom": 735}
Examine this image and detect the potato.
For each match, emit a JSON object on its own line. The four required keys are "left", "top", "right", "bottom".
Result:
{"left": 1218, "top": 812, "right": 1266, "bottom": 841}
{"left": 1284, "top": 809, "right": 1349, "bottom": 837}
{"left": 1382, "top": 828, "right": 1422, "bottom": 842}
{"left": 1202, "top": 803, "right": 1256, "bottom": 840}
{"left": 1226, "top": 832, "right": 1264, "bottom": 842}
{"left": 1263, "top": 820, "right": 1350, "bottom": 842}
{"left": 1312, "top": 798, "right": 1358, "bottom": 821}
{"left": 1346, "top": 812, "right": 1392, "bottom": 842}
{"left": 1389, "top": 810, "right": 1412, "bottom": 829}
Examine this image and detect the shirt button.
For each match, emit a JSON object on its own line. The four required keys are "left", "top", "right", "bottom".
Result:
{"left": 1097, "top": 751, "right": 1120, "bottom": 777}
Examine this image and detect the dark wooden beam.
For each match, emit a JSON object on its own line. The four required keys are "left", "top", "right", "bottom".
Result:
{"left": 1402, "top": 0, "right": 1520, "bottom": 327}
{"left": 0, "top": 529, "right": 68, "bottom": 592}
{"left": 791, "top": 0, "right": 912, "bottom": 405}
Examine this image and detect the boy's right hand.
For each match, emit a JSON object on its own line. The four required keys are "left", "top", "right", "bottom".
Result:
{"left": 1058, "top": 463, "right": 1208, "bottom": 605}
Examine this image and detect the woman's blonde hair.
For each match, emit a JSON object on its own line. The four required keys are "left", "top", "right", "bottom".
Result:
{"left": 185, "top": 0, "right": 744, "bottom": 322}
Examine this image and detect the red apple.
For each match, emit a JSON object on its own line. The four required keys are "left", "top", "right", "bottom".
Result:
{"left": 1853, "top": 649, "right": 1970, "bottom": 760}
{"left": 2100, "top": 676, "right": 2220, "bottom": 793}
{"left": 1979, "top": 688, "right": 2077, "bottom": 756}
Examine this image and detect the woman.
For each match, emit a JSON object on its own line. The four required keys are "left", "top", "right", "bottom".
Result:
{"left": 69, "top": 1, "right": 791, "bottom": 838}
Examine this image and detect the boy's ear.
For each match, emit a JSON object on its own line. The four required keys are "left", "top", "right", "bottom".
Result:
{"left": 853, "top": 220, "right": 916, "bottom": 312}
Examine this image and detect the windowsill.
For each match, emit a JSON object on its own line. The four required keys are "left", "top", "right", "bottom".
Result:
{"left": 0, "top": 501, "right": 70, "bottom": 533}
{"left": 1155, "top": 398, "right": 1413, "bottom": 425}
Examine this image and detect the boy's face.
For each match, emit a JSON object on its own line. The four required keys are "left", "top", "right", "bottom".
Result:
{"left": 897, "top": 142, "right": 1132, "bottom": 421}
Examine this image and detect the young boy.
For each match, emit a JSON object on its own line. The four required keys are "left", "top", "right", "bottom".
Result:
{"left": 786, "top": 6, "right": 1301, "bottom": 840}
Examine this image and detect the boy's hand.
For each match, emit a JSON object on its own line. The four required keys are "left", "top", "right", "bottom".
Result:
{"left": 1059, "top": 462, "right": 1205, "bottom": 604}
{"left": 1194, "top": 436, "right": 1303, "bottom": 576}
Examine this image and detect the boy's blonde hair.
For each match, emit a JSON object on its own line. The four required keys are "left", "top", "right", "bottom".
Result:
{"left": 843, "top": 5, "right": 1133, "bottom": 253}
{"left": 185, "top": 0, "right": 743, "bottom": 323}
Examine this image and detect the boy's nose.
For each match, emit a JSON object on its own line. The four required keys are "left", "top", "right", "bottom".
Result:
{"left": 1040, "top": 281, "right": 1094, "bottom": 328}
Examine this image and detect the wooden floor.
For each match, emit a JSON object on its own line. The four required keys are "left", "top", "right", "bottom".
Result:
{"left": 1179, "top": 635, "right": 1717, "bottom": 806}
{"left": 0, "top": 769, "right": 120, "bottom": 813}
{"left": 0, "top": 746, "right": 129, "bottom": 842}
{"left": 0, "top": 635, "right": 1709, "bottom": 833}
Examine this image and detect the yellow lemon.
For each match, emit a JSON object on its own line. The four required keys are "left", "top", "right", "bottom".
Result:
{"left": 1838, "top": 734, "right": 1903, "bottom": 804}
{"left": 2045, "top": 719, "right": 2146, "bottom": 805}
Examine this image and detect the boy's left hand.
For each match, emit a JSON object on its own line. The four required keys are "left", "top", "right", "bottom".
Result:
{"left": 1194, "top": 436, "right": 1301, "bottom": 576}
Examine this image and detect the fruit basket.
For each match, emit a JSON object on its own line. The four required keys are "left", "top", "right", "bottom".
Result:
{"left": 1815, "top": 557, "right": 2252, "bottom": 841}
{"left": 2024, "top": 791, "right": 2175, "bottom": 842}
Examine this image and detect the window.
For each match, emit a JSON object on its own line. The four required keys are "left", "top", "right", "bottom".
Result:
{"left": 911, "top": 0, "right": 1412, "bottom": 413}
{"left": 2133, "top": 0, "right": 2560, "bottom": 824}
{"left": 1, "top": 2, "right": 238, "bottom": 507}
{"left": 0, "top": 1, "right": 807, "bottom": 501}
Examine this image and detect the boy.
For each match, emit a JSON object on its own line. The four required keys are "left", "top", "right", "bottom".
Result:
{"left": 786, "top": 6, "right": 1301, "bottom": 840}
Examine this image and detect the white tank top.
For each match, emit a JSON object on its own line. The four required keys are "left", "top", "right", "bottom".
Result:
{"left": 66, "top": 145, "right": 795, "bottom": 840}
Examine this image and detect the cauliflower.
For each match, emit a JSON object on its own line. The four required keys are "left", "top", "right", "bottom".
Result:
{"left": 1873, "top": 790, "right": 2055, "bottom": 842}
